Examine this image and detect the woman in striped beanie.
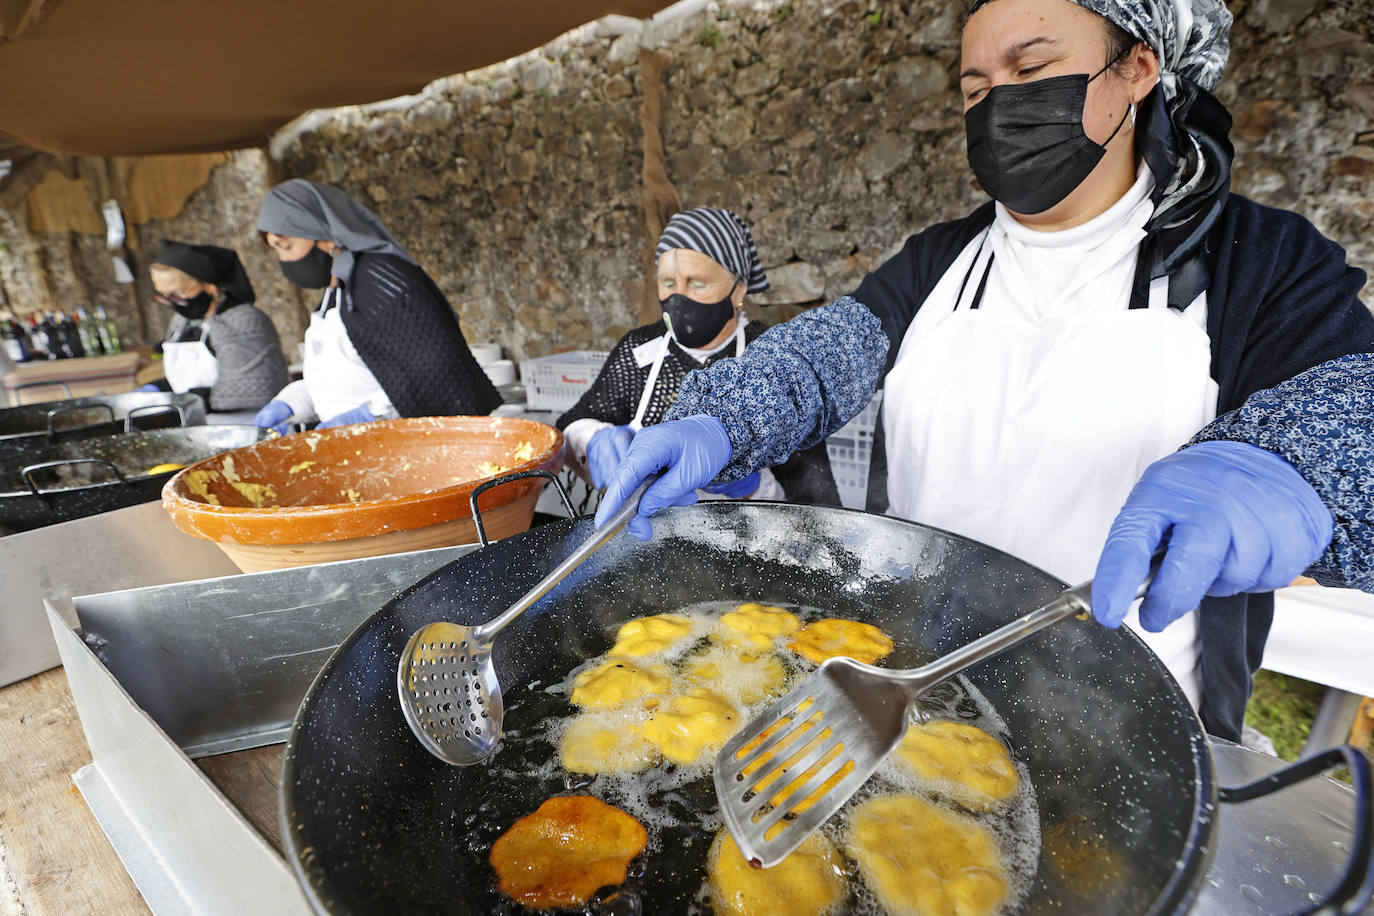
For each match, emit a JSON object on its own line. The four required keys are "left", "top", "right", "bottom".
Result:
{"left": 556, "top": 206, "right": 840, "bottom": 506}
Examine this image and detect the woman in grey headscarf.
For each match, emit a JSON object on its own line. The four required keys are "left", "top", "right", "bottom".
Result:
{"left": 557, "top": 206, "right": 840, "bottom": 506}
{"left": 593, "top": 0, "right": 1374, "bottom": 743}
{"left": 252, "top": 180, "right": 499, "bottom": 432}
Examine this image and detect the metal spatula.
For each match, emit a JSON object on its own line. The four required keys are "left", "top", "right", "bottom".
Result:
{"left": 398, "top": 483, "right": 648, "bottom": 765}
{"left": 713, "top": 550, "right": 1166, "bottom": 867}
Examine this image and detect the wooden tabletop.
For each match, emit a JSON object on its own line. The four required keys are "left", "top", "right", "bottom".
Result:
{"left": 0, "top": 668, "right": 148, "bottom": 915}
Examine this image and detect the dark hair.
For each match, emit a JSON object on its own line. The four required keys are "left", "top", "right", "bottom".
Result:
{"left": 1102, "top": 17, "right": 1142, "bottom": 76}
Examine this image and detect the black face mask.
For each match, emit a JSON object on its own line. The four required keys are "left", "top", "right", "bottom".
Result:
{"left": 172, "top": 291, "right": 214, "bottom": 321}
{"left": 661, "top": 292, "right": 737, "bottom": 349}
{"left": 965, "top": 55, "right": 1131, "bottom": 215}
{"left": 279, "top": 246, "right": 335, "bottom": 289}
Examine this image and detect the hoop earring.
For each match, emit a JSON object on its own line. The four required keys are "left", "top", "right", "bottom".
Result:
{"left": 1128, "top": 100, "right": 1137, "bottom": 129}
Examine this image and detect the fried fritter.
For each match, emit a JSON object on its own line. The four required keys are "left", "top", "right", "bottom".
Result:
{"left": 716, "top": 602, "right": 802, "bottom": 653}
{"left": 788, "top": 618, "right": 894, "bottom": 665}
{"left": 846, "top": 794, "right": 1007, "bottom": 916}
{"left": 610, "top": 613, "right": 697, "bottom": 657}
{"left": 708, "top": 829, "right": 845, "bottom": 916}
{"left": 639, "top": 687, "right": 740, "bottom": 765}
{"left": 570, "top": 658, "right": 671, "bottom": 709}
{"left": 681, "top": 647, "right": 787, "bottom": 706}
{"left": 560, "top": 712, "right": 658, "bottom": 775}
{"left": 490, "top": 795, "right": 648, "bottom": 909}
{"left": 895, "top": 720, "right": 1020, "bottom": 808}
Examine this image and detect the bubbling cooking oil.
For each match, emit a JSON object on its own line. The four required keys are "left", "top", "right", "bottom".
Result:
{"left": 466, "top": 601, "right": 1041, "bottom": 915}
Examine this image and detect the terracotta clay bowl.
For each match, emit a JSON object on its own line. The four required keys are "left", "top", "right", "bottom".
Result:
{"left": 162, "top": 416, "right": 564, "bottom": 572}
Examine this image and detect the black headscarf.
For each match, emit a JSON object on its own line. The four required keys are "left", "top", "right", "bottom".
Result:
{"left": 154, "top": 241, "right": 256, "bottom": 311}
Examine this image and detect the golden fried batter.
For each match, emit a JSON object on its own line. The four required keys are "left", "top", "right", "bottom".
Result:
{"left": 610, "top": 613, "right": 696, "bottom": 657}
{"left": 570, "top": 658, "right": 671, "bottom": 709}
{"left": 708, "top": 829, "right": 845, "bottom": 916}
{"left": 681, "top": 647, "right": 786, "bottom": 706}
{"left": 846, "top": 795, "right": 1007, "bottom": 916}
{"left": 489, "top": 795, "right": 647, "bottom": 909}
{"left": 639, "top": 688, "right": 739, "bottom": 765}
{"left": 895, "top": 720, "right": 1020, "bottom": 808}
{"left": 560, "top": 713, "right": 657, "bottom": 775}
{"left": 788, "top": 618, "right": 894, "bottom": 665}
{"left": 716, "top": 603, "right": 801, "bottom": 653}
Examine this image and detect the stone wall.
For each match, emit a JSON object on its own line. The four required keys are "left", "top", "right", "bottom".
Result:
{"left": 1, "top": 0, "right": 1371, "bottom": 364}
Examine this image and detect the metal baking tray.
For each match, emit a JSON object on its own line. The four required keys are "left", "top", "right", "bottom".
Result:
{"left": 2, "top": 500, "right": 242, "bottom": 687}
{"left": 46, "top": 542, "right": 479, "bottom": 915}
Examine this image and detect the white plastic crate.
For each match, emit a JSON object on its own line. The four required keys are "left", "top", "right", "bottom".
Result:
{"left": 519, "top": 350, "right": 609, "bottom": 412}
{"left": 825, "top": 390, "right": 883, "bottom": 510}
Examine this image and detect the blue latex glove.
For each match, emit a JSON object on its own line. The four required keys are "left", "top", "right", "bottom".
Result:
{"left": 587, "top": 425, "right": 635, "bottom": 490}
{"left": 318, "top": 403, "right": 375, "bottom": 429}
{"left": 135, "top": 382, "right": 161, "bottom": 393}
{"left": 595, "top": 415, "right": 734, "bottom": 540}
{"left": 702, "top": 470, "right": 761, "bottom": 500}
{"left": 253, "top": 399, "right": 295, "bottom": 435}
{"left": 1093, "top": 441, "right": 1333, "bottom": 633}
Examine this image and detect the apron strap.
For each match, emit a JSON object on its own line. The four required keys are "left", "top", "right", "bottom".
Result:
{"left": 953, "top": 231, "right": 996, "bottom": 312}
{"left": 630, "top": 334, "right": 671, "bottom": 431}
{"left": 967, "top": 253, "right": 995, "bottom": 311}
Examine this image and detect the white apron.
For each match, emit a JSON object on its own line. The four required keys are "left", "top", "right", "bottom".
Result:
{"left": 883, "top": 229, "right": 1216, "bottom": 707}
{"left": 162, "top": 321, "right": 219, "bottom": 393}
{"left": 303, "top": 287, "right": 389, "bottom": 421}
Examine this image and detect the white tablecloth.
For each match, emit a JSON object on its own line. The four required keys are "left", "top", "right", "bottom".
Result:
{"left": 1263, "top": 584, "right": 1374, "bottom": 696}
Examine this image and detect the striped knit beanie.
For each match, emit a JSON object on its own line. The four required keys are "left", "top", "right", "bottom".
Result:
{"left": 655, "top": 207, "right": 770, "bottom": 294}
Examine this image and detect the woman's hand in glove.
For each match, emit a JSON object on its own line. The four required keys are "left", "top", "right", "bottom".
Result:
{"left": 318, "top": 403, "right": 375, "bottom": 429}
{"left": 702, "top": 471, "right": 761, "bottom": 500}
{"left": 587, "top": 425, "right": 635, "bottom": 490}
{"left": 1092, "top": 441, "right": 1333, "bottom": 632}
{"left": 595, "top": 415, "right": 733, "bottom": 540}
{"left": 253, "top": 400, "right": 295, "bottom": 435}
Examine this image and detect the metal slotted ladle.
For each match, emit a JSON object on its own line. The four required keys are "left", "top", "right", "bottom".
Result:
{"left": 398, "top": 480, "right": 648, "bottom": 765}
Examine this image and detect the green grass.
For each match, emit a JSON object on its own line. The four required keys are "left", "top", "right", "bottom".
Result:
{"left": 1246, "top": 671, "right": 1374, "bottom": 784}
{"left": 1246, "top": 670, "right": 1327, "bottom": 761}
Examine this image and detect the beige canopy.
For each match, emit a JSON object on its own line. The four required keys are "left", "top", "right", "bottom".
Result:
{"left": 0, "top": 0, "right": 667, "bottom": 157}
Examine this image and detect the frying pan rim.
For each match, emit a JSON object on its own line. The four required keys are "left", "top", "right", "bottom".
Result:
{"left": 278, "top": 501, "right": 1216, "bottom": 916}
{"left": 0, "top": 425, "right": 267, "bottom": 498}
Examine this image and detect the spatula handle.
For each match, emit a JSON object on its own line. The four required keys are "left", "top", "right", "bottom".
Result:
{"left": 475, "top": 482, "right": 649, "bottom": 639}
{"left": 903, "top": 547, "right": 1168, "bottom": 688}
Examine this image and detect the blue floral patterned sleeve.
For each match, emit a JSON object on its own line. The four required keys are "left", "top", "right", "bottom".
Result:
{"left": 664, "top": 297, "right": 889, "bottom": 481}
{"left": 1189, "top": 353, "right": 1374, "bottom": 591}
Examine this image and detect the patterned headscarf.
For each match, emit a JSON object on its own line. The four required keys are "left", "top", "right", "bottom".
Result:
{"left": 655, "top": 207, "right": 770, "bottom": 294}
{"left": 256, "top": 179, "right": 417, "bottom": 284}
{"left": 970, "top": 0, "right": 1235, "bottom": 306}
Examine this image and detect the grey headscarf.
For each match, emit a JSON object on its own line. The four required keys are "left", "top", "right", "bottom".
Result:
{"left": 256, "top": 179, "right": 416, "bottom": 283}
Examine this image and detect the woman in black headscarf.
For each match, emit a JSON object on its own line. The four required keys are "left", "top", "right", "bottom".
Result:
{"left": 596, "top": 0, "right": 1374, "bottom": 742}
{"left": 141, "top": 240, "right": 289, "bottom": 413}
{"left": 557, "top": 206, "right": 839, "bottom": 506}
{"left": 252, "top": 180, "right": 499, "bottom": 432}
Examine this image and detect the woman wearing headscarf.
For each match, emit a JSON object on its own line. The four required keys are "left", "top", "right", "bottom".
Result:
{"left": 252, "top": 180, "right": 500, "bottom": 432}
{"left": 557, "top": 207, "right": 839, "bottom": 505}
{"left": 594, "top": 0, "right": 1374, "bottom": 741}
{"left": 140, "top": 240, "right": 289, "bottom": 413}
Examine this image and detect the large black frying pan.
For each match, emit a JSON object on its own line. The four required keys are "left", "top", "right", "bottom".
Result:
{"left": 282, "top": 501, "right": 1371, "bottom": 915}
{"left": 0, "top": 391, "right": 205, "bottom": 444}
{"left": 0, "top": 424, "right": 267, "bottom": 531}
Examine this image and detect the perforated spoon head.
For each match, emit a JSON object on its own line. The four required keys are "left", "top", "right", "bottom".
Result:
{"left": 397, "top": 621, "right": 504, "bottom": 765}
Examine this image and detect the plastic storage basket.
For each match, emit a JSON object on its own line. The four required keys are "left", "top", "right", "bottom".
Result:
{"left": 519, "top": 351, "right": 609, "bottom": 412}
{"left": 825, "top": 390, "right": 882, "bottom": 511}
